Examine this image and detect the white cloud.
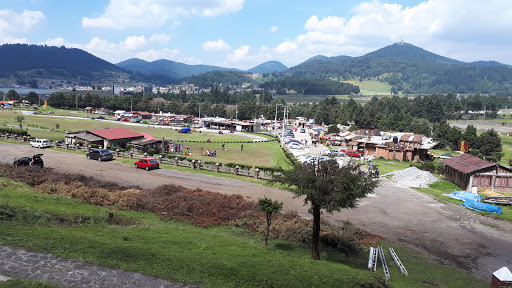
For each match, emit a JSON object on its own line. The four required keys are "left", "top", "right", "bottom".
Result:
{"left": 264, "top": 0, "right": 512, "bottom": 66}
{"left": 0, "top": 36, "right": 28, "bottom": 45}
{"left": 149, "top": 33, "right": 171, "bottom": 43}
{"left": 270, "top": 26, "right": 278, "bottom": 32}
{"left": 135, "top": 48, "right": 180, "bottom": 62}
{"left": 40, "top": 37, "right": 66, "bottom": 47}
{"left": 0, "top": 9, "right": 45, "bottom": 35}
{"left": 227, "top": 45, "right": 250, "bottom": 63}
{"left": 82, "top": 0, "right": 245, "bottom": 30}
{"left": 123, "top": 35, "right": 147, "bottom": 50}
{"left": 202, "top": 39, "right": 231, "bottom": 51}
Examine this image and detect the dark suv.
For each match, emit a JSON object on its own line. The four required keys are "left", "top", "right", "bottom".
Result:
{"left": 86, "top": 149, "right": 114, "bottom": 161}
{"left": 14, "top": 154, "right": 44, "bottom": 168}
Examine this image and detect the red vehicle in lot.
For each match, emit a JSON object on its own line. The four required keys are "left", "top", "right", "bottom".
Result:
{"left": 120, "top": 118, "right": 130, "bottom": 122}
{"left": 134, "top": 158, "right": 160, "bottom": 171}
{"left": 346, "top": 150, "right": 363, "bottom": 157}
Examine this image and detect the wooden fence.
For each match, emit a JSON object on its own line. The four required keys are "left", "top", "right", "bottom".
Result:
{"left": 1, "top": 134, "right": 276, "bottom": 180}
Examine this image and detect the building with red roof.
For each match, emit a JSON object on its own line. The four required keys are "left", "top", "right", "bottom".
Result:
{"left": 87, "top": 127, "right": 144, "bottom": 148}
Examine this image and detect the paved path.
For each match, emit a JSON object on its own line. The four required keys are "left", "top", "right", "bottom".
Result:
{"left": 0, "top": 245, "right": 200, "bottom": 287}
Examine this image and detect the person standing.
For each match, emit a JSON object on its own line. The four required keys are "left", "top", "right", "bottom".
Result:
{"left": 241, "top": 144, "right": 244, "bottom": 151}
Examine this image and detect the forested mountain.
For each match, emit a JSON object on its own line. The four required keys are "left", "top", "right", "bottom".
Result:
{"left": 117, "top": 58, "right": 241, "bottom": 78}
{"left": 247, "top": 61, "right": 288, "bottom": 74}
{"left": 182, "top": 70, "right": 256, "bottom": 89}
{"left": 0, "top": 44, "right": 129, "bottom": 83}
{"left": 288, "top": 42, "right": 512, "bottom": 94}
{"left": 260, "top": 77, "right": 360, "bottom": 95}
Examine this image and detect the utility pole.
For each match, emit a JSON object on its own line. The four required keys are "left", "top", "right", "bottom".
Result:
{"left": 130, "top": 97, "right": 133, "bottom": 112}
{"left": 235, "top": 105, "right": 238, "bottom": 121}
{"left": 274, "top": 103, "right": 282, "bottom": 134}
{"left": 282, "top": 106, "right": 289, "bottom": 134}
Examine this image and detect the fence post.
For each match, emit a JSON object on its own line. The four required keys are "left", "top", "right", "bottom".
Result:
{"left": 234, "top": 165, "right": 239, "bottom": 176}
{"left": 75, "top": 144, "right": 79, "bottom": 151}
{"left": 191, "top": 160, "right": 196, "bottom": 169}
{"left": 215, "top": 163, "right": 220, "bottom": 173}
{"left": 174, "top": 157, "right": 178, "bottom": 166}
{"left": 129, "top": 151, "right": 133, "bottom": 159}
{"left": 144, "top": 152, "right": 148, "bottom": 158}
{"left": 65, "top": 143, "right": 69, "bottom": 150}
{"left": 159, "top": 155, "right": 163, "bottom": 163}
{"left": 197, "top": 160, "right": 201, "bottom": 170}
{"left": 115, "top": 149, "right": 119, "bottom": 157}
{"left": 87, "top": 145, "right": 91, "bottom": 153}
{"left": 254, "top": 168, "right": 259, "bottom": 179}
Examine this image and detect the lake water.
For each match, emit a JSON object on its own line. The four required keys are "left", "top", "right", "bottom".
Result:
{"left": 0, "top": 88, "right": 67, "bottom": 95}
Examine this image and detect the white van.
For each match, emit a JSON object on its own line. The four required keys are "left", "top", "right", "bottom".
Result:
{"left": 30, "top": 138, "right": 51, "bottom": 149}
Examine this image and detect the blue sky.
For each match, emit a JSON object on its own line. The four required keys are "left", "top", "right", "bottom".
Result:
{"left": 1, "top": 0, "right": 511, "bottom": 69}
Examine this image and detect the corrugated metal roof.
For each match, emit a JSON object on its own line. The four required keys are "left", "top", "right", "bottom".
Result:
{"left": 440, "top": 153, "right": 495, "bottom": 174}
{"left": 88, "top": 128, "right": 143, "bottom": 140}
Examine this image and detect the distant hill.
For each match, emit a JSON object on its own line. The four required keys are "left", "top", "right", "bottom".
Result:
{"left": 117, "top": 58, "right": 240, "bottom": 79}
{"left": 287, "top": 42, "right": 512, "bottom": 94}
{"left": 182, "top": 70, "right": 256, "bottom": 89}
{"left": 247, "top": 61, "right": 288, "bottom": 74}
{"left": 0, "top": 44, "right": 129, "bottom": 84}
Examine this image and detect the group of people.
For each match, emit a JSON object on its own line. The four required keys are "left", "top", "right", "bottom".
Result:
{"left": 205, "top": 150, "right": 217, "bottom": 157}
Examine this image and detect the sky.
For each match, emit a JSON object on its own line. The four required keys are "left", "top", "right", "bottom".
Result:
{"left": 1, "top": 0, "right": 512, "bottom": 70}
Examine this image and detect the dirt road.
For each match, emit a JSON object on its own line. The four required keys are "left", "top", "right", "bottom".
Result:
{"left": 1, "top": 142, "right": 512, "bottom": 279}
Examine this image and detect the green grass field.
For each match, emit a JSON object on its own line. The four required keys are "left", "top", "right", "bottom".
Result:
{"left": 343, "top": 80, "right": 393, "bottom": 96}
{"left": 0, "top": 179, "right": 487, "bottom": 288}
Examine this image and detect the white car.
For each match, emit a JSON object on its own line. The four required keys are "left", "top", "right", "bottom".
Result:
{"left": 287, "top": 143, "right": 305, "bottom": 150}
{"left": 30, "top": 138, "right": 51, "bottom": 149}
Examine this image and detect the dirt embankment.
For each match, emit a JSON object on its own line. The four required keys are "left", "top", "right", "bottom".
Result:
{"left": 2, "top": 142, "right": 512, "bottom": 278}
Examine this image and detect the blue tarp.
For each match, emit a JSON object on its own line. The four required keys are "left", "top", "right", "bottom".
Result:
{"left": 461, "top": 200, "right": 503, "bottom": 214}
{"left": 313, "top": 128, "right": 324, "bottom": 132}
{"left": 443, "top": 191, "right": 482, "bottom": 202}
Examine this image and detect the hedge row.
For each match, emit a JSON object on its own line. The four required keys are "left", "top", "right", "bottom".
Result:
{"left": 0, "top": 127, "right": 29, "bottom": 137}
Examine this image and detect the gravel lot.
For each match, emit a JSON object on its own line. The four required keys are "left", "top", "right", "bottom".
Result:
{"left": 1, "top": 142, "right": 512, "bottom": 279}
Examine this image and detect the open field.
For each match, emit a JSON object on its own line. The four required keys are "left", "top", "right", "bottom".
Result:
{"left": 344, "top": 80, "right": 393, "bottom": 96}
{"left": 0, "top": 178, "right": 487, "bottom": 288}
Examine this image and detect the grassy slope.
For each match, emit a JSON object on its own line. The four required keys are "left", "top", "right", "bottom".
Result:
{"left": 0, "top": 179, "right": 486, "bottom": 288}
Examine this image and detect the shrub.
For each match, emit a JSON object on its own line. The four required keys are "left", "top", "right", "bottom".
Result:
{"left": 177, "top": 156, "right": 187, "bottom": 161}
{"left": 125, "top": 144, "right": 133, "bottom": 151}
{"left": 0, "top": 127, "right": 28, "bottom": 137}
{"left": 75, "top": 141, "right": 83, "bottom": 146}
{"left": 148, "top": 149, "right": 156, "bottom": 156}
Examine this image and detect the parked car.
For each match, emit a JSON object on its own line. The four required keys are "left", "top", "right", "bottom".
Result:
{"left": 120, "top": 118, "right": 130, "bottom": 122}
{"left": 284, "top": 138, "right": 300, "bottom": 144}
{"left": 287, "top": 143, "right": 305, "bottom": 150}
{"left": 30, "top": 138, "right": 51, "bottom": 149}
{"left": 346, "top": 150, "right": 363, "bottom": 157}
{"left": 322, "top": 149, "right": 344, "bottom": 157}
{"left": 134, "top": 118, "right": 142, "bottom": 123}
{"left": 86, "top": 149, "right": 113, "bottom": 161}
{"left": 115, "top": 117, "right": 122, "bottom": 121}
{"left": 135, "top": 158, "right": 160, "bottom": 171}
{"left": 300, "top": 128, "right": 306, "bottom": 133}
{"left": 13, "top": 154, "right": 44, "bottom": 168}
{"left": 96, "top": 116, "right": 105, "bottom": 120}
{"left": 437, "top": 153, "right": 453, "bottom": 159}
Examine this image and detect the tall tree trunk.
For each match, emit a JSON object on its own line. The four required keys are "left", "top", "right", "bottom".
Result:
{"left": 312, "top": 204, "right": 321, "bottom": 260}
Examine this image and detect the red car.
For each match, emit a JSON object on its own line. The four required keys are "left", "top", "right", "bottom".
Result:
{"left": 135, "top": 158, "right": 160, "bottom": 171}
{"left": 346, "top": 150, "right": 363, "bottom": 157}
{"left": 121, "top": 118, "right": 130, "bottom": 122}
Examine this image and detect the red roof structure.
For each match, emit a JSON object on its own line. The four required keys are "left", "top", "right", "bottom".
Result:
{"left": 88, "top": 128, "right": 143, "bottom": 140}
{"left": 440, "top": 153, "right": 496, "bottom": 174}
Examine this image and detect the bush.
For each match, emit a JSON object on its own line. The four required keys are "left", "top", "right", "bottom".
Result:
{"left": 0, "top": 127, "right": 28, "bottom": 137}
{"left": 320, "top": 233, "right": 360, "bottom": 257}
{"left": 75, "top": 141, "right": 83, "bottom": 146}
{"left": 148, "top": 149, "right": 156, "bottom": 156}
{"left": 125, "top": 144, "right": 133, "bottom": 151}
